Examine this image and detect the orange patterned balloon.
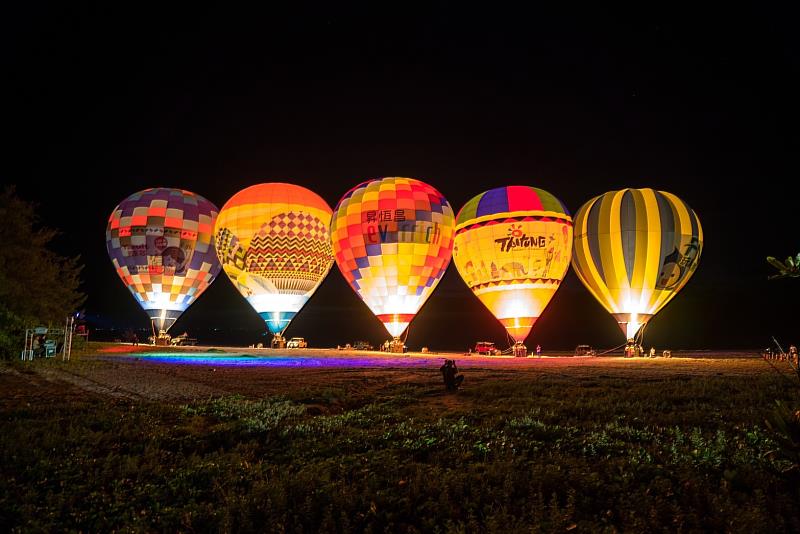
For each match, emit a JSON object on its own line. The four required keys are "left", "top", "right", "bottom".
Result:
{"left": 214, "top": 183, "right": 334, "bottom": 334}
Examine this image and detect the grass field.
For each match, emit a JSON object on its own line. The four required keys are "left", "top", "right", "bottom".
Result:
{"left": 2, "top": 343, "right": 799, "bottom": 532}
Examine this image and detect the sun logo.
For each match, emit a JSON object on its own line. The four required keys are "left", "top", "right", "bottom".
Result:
{"left": 508, "top": 224, "right": 523, "bottom": 238}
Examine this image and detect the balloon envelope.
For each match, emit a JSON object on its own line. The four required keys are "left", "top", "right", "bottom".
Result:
{"left": 330, "top": 177, "right": 455, "bottom": 337}
{"left": 453, "top": 185, "right": 573, "bottom": 342}
{"left": 571, "top": 188, "right": 703, "bottom": 339}
{"left": 214, "top": 183, "right": 334, "bottom": 334}
{"left": 106, "top": 188, "right": 221, "bottom": 332}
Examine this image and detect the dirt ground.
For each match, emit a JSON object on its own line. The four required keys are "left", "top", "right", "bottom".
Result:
{"left": 1, "top": 344, "right": 775, "bottom": 408}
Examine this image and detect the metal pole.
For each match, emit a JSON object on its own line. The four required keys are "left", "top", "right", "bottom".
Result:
{"left": 63, "top": 317, "right": 69, "bottom": 361}
{"left": 67, "top": 316, "right": 74, "bottom": 361}
{"left": 26, "top": 329, "right": 33, "bottom": 361}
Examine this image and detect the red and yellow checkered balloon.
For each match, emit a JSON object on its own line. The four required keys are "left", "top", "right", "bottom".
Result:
{"left": 331, "top": 177, "right": 455, "bottom": 337}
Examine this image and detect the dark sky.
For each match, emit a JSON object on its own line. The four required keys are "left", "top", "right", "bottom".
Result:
{"left": 5, "top": 4, "right": 798, "bottom": 350}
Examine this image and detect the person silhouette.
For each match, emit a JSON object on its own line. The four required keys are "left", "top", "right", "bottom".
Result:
{"left": 440, "top": 359, "right": 464, "bottom": 391}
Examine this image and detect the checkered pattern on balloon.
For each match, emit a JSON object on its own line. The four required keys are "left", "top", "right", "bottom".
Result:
{"left": 105, "top": 188, "right": 221, "bottom": 332}
{"left": 331, "top": 177, "right": 455, "bottom": 338}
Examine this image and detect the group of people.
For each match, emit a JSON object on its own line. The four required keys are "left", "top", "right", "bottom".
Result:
{"left": 624, "top": 342, "right": 671, "bottom": 358}
{"left": 763, "top": 344, "right": 799, "bottom": 366}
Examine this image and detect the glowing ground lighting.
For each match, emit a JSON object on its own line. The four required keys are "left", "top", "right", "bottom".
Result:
{"left": 111, "top": 352, "right": 438, "bottom": 368}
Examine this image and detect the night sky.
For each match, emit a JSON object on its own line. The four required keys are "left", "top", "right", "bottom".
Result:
{"left": 5, "top": 5, "right": 798, "bottom": 350}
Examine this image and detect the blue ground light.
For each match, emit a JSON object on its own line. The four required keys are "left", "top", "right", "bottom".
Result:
{"left": 113, "top": 352, "right": 437, "bottom": 368}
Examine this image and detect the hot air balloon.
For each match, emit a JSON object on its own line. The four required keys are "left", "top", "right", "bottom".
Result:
{"left": 330, "top": 177, "right": 455, "bottom": 342}
{"left": 106, "top": 188, "right": 221, "bottom": 336}
{"left": 453, "top": 186, "right": 573, "bottom": 346}
{"left": 213, "top": 183, "right": 334, "bottom": 337}
{"left": 571, "top": 188, "right": 703, "bottom": 341}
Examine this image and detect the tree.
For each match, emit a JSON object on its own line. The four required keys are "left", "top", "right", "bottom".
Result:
{"left": 764, "top": 253, "right": 800, "bottom": 475}
{"left": 0, "top": 186, "right": 86, "bottom": 358}
{"left": 767, "top": 253, "right": 800, "bottom": 280}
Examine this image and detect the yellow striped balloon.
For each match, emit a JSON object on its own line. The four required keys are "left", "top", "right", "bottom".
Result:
{"left": 571, "top": 188, "right": 703, "bottom": 340}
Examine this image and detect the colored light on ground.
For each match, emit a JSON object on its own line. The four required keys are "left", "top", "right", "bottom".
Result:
{"left": 112, "top": 352, "right": 436, "bottom": 367}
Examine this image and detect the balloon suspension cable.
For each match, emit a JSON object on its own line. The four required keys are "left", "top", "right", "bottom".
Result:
{"left": 505, "top": 330, "right": 517, "bottom": 352}
{"left": 598, "top": 342, "right": 627, "bottom": 356}
{"left": 637, "top": 322, "right": 646, "bottom": 348}
{"left": 772, "top": 335, "right": 786, "bottom": 356}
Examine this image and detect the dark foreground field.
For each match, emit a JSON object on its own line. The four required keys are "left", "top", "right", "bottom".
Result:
{"left": 2, "top": 345, "right": 799, "bottom": 532}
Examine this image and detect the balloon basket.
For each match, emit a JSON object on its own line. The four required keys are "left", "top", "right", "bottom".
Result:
{"left": 512, "top": 342, "right": 527, "bottom": 357}
{"left": 389, "top": 338, "right": 406, "bottom": 353}
{"left": 271, "top": 334, "right": 286, "bottom": 349}
{"left": 153, "top": 331, "right": 171, "bottom": 346}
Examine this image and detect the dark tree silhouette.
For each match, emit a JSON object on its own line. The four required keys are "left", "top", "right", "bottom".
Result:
{"left": 764, "top": 252, "right": 800, "bottom": 475}
{"left": 0, "top": 186, "right": 86, "bottom": 358}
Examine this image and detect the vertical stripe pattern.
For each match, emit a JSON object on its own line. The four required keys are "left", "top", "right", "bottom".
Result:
{"left": 571, "top": 188, "right": 703, "bottom": 329}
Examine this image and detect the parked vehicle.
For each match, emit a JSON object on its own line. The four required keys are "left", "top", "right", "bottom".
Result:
{"left": 473, "top": 341, "right": 500, "bottom": 355}
{"left": 574, "top": 344, "right": 596, "bottom": 356}
{"left": 170, "top": 333, "right": 198, "bottom": 346}
{"left": 353, "top": 340, "right": 373, "bottom": 350}
{"left": 286, "top": 337, "right": 307, "bottom": 348}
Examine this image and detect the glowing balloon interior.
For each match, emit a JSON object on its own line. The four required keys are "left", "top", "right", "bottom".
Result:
{"left": 331, "top": 177, "right": 455, "bottom": 337}
{"left": 106, "top": 188, "right": 221, "bottom": 332}
{"left": 571, "top": 188, "right": 703, "bottom": 339}
{"left": 453, "top": 185, "right": 573, "bottom": 342}
{"left": 214, "top": 183, "right": 334, "bottom": 334}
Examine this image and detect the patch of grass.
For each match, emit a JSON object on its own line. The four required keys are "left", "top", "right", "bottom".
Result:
{"left": 2, "top": 360, "right": 799, "bottom": 532}
{"left": 182, "top": 394, "right": 306, "bottom": 434}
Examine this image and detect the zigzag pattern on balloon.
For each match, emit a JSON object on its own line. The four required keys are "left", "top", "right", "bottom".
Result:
{"left": 215, "top": 227, "right": 247, "bottom": 270}
{"left": 455, "top": 214, "right": 572, "bottom": 236}
{"left": 245, "top": 244, "right": 331, "bottom": 272}
{"left": 472, "top": 278, "right": 562, "bottom": 290}
{"left": 243, "top": 212, "right": 333, "bottom": 291}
